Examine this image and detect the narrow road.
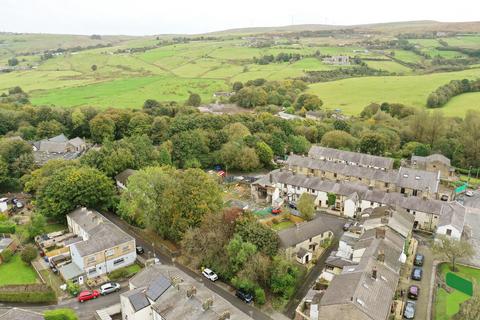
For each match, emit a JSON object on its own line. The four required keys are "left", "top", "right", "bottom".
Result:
{"left": 103, "top": 212, "right": 273, "bottom": 320}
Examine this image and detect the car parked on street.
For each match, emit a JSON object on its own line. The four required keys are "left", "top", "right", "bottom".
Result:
{"left": 343, "top": 221, "right": 353, "bottom": 231}
{"left": 403, "top": 300, "right": 416, "bottom": 319}
{"left": 271, "top": 207, "right": 282, "bottom": 214}
{"left": 288, "top": 201, "right": 297, "bottom": 209}
{"left": 414, "top": 253, "right": 424, "bottom": 266}
{"left": 100, "top": 282, "right": 121, "bottom": 295}
{"left": 466, "top": 190, "right": 474, "bottom": 197}
{"left": 236, "top": 289, "right": 253, "bottom": 303}
{"left": 78, "top": 290, "right": 100, "bottom": 302}
{"left": 411, "top": 267, "right": 423, "bottom": 281}
{"left": 408, "top": 285, "right": 419, "bottom": 300}
{"left": 136, "top": 246, "right": 145, "bottom": 254}
{"left": 202, "top": 268, "right": 218, "bottom": 281}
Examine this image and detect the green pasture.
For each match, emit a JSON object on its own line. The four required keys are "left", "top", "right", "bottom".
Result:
{"left": 366, "top": 60, "right": 412, "bottom": 74}
{"left": 0, "top": 255, "right": 39, "bottom": 285}
{"left": 308, "top": 68, "right": 480, "bottom": 116}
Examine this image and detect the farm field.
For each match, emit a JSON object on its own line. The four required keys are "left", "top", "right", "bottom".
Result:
{"left": 308, "top": 68, "right": 480, "bottom": 116}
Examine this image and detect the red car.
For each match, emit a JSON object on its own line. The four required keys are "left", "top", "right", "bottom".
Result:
{"left": 78, "top": 290, "right": 100, "bottom": 302}
{"left": 271, "top": 207, "right": 282, "bottom": 214}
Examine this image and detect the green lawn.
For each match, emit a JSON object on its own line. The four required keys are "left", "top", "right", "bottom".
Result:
{"left": 0, "top": 255, "right": 39, "bottom": 285}
{"left": 435, "top": 263, "right": 480, "bottom": 319}
{"left": 271, "top": 221, "right": 295, "bottom": 231}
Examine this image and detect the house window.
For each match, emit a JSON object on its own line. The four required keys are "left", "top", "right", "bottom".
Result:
{"left": 105, "top": 249, "right": 115, "bottom": 257}
{"left": 446, "top": 229, "right": 452, "bottom": 236}
{"left": 113, "top": 258, "right": 125, "bottom": 266}
{"left": 413, "top": 190, "right": 418, "bottom": 196}
{"left": 87, "top": 256, "right": 96, "bottom": 264}
{"left": 385, "top": 183, "right": 389, "bottom": 188}
{"left": 401, "top": 188, "right": 405, "bottom": 194}
{"left": 370, "top": 202, "right": 374, "bottom": 206}
{"left": 122, "top": 245, "right": 130, "bottom": 253}
{"left": 334, "top": 173, "right": 337, "bottom": 178}
{"left": 88, "top": 267, "right": 96, "bottom": 275}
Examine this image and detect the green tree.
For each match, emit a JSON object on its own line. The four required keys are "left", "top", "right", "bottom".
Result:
{"left": 158, "top": 145, "right": 172, "bottom": 166}
{"left": 44, "top": 308, "right": 79, "bottom": 320}
{"left": 295, "top": 93, "right": 323, "bottom": 111}
{"left": 287, "top": 135, "right": 311, "bottom": 154}
{"left": 255, "top": 141, "right": 274, "bottom": 168}
{"left": 128, "top": 113, "right": 153, "bottom": 136}
{"left": 27, "top": 214, "right": 47, "bottom": 240}
{"left": 333, "top": 119, "right": 350, "bottom": 132}
{"left": 89, "top": 114, "right": 115, "bottom": 143}
{"left": 235, "top": 217, "right": 279, "bottom": 256}
{"left": 186, "top": 93, "right": 202, "bottom": 107}
{"left": 36, "top": 120, "right": 64, "bottom": 139}
{"left": 226, "top": 234, "right": 257, "bottom": 275}
{"left": 119, "top": 167, "right": 222, "bottom": 241}
{"left": 232, "top": 81, "right": 243, "bottom": 92}
{"left": 359, "top": 132, "right": 387, "bottom": 156}
{"left": 8, "top": 57, "right": 19, "bottom": 66}
{"left": 91, "top": 64, "right": 97, "bottom": 71}
{"left": 21, "top": 244, "right": 38, "bottom": 264}
{"left": 433, "top": 235, "right": 474, "bottom": 272}
{"left": 171, "top": 129, "right": 210, "bottom": 168}
{"left": 270, "top": 255, "right": 299, "bottom": 299}
{"left": 297, "top": 193, "right": 315, "bottom": 221}
{"left": 327, "top": 193, "right": 336, "bottom": 206}
{"left": 143, "top": 99, "right": 161, "bottom": 109}
{"left": 35, "top": 166, "right": 114, "bottom": 220}
{"left": 223, "top": 122, "right": 251, "bottom": 141}
{"left": 321, "top": 130, "right": 357, "bottom": 150}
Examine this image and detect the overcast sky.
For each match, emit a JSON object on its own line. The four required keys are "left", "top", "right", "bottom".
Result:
{"left": 1, "top": 0, "right": 479, "bottom": 35}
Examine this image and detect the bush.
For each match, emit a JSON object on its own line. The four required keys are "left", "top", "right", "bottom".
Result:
{"left": 254, "top": 287, "right": 266, "bottom": 305}
{"left": 44, "top": 309, "right": 78, "bottom": 320}
{"left": 0, "top": 248, "right": 13, "bottom": 263}
{"left": 0, "top": 284, "right": 56, "bottom": 303}
{"left": 0, "top": 222, "right": 16, "bottom": 234}
{"left": 66, "top": 280, "right": 80, "bottom": 296}
{"left": 21, "top": 245, "right": 38, "bottom": 264}
{"left": 108, "top": 268, "right": 129, "bottom": 281}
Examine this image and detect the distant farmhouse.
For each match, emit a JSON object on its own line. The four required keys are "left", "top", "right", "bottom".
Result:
{"left": 322, "top": 55, "right": 350, "bottom": 65}
{"left": 32, "top": 133, "right": 87, "bottom": 165}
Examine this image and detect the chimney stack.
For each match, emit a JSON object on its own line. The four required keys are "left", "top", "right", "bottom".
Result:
{"left": 187, "top": 286, "right": 197, "bottom": 298}
{"left": 372, "top": 266, "right": 377, "bottom": 280}
{"left": 202, "top": 297, "right": 214, "bottom": 311}
{"left": 375, "top": 228, "right": 386, "bottom": 239}
{"left": 269, "top": 173, "right": 273, "bottom": 183}
{"left": 219, "top": 311, "right": 231, "bottom": 320}
{"left": 377, "top": 250, "right": 385, "bottom": 263}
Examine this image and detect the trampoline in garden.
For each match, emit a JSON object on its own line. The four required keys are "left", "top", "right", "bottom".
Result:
{"left": 446, "top": 272, "right": 473, "bottom": 296}
{"left": 254, "top": 207, "right": 272, "bottom": 216}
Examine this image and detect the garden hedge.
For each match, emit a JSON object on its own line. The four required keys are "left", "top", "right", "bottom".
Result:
{"left": 0, "top": 284, "right": 56, "bottom": 303}
{"left": 0, "top": 222, "right": 15, "bottom": 234}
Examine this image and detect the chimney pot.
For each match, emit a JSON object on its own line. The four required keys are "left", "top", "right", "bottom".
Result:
{"left": 372, "top": 266, "right": 377, "bottom": 280}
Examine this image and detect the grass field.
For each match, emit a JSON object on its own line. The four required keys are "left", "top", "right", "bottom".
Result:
{"left": 308, "top": 68, "right": 480, "bottom": 116}
{"left": 271, "top": 221, "right": 295, "bottom": 231}
{"left": 366, "top": 60, "right": 412, "bottom": 74}
{"left": 0, "top": 255, "right": 39, "bottom": 285}
{"left": 435, "top": 263, "right": 480, "bottom": 320}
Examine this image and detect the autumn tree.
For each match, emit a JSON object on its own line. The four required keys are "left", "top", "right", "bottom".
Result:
{"left": 433, "top": 236, "right": 474, "bottom": 272}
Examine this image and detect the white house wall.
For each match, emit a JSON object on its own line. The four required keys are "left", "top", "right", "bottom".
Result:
{"left": 437, "top": 225, "right": 462, "bottom": 240}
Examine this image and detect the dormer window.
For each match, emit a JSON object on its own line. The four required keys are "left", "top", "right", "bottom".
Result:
{"left": 403, "top": 174, "right": 408, "bottom": 178}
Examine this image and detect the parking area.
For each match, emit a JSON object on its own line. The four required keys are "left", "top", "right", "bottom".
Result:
{"left": 397, "top": 242, "right": 433, "bottom": 320}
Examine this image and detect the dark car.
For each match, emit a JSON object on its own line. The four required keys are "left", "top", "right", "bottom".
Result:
{"left": 440, "top": 194, "right": 449, "bottom": 201}
{"left": 136, "top": 246, "right": 145, "bottom": 254}
{"left": 408, "top": 285, "right": 420, "bottom": 300}
{"left": 414, "top": 253, "right": 424, "bottom": 267}
{"left": 411, "top": 267, "right": 423, "bottom": 281}
{"left": 288, "top": 201, "right": 297, "bottom": 210}
{"left": 403, "top": 300, "right": 416, "bottom": 319}
{"left": 236, "top": 289, "right": 253, "bottom": 303}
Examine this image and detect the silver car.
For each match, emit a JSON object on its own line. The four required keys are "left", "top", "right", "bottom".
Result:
{"left": 100, "top": 282, "right": 121, "bottom": 295}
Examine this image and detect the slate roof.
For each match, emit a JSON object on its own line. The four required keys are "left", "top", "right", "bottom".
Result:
{"left": 319, "top": 255, "right": 399, "bottom": 320}
{"left": 278, "top": 216, "right": 333, "bottom": 248}
{"left": 438, "top": 202, "right": 466, "bottom": 232}
{"left": 412, "top": 154, "right": 451, "bottom": 167}
{"left": 362, "top": 207, "right": 414, "bottom": 239}
{"left": 254, "top": 170, "right": 455, "bottom": 218}
{"left": 59, "top": 261, "right": 85, "bottom": 280}
{"left": 326, "top": 252, "right": 357, "bottom": 269}
{"left": 123, "top": 287, "right": 151, "bottom": 312}
{"left": 74, "top": 223, "right": 133, "bottom": 257}
{"left": 145, "top": 275, "right": 172, "bottom": 301}
{"left": 0, "top": 308, "right": 44, "bottom": 320}
{"left": 308, "top": 146, "right": 394, "bottom": 169}
{"left": 0, "top": 238, "right": 13, "bottom": 253}
{"left": 115, "top": 169, "right": 137, "bottom": 185}
{"left": 68, "top": 208, "right": 134, "bottom": 257}
{"left": 286, "top": 155, "right": 440, "bottom": 193}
